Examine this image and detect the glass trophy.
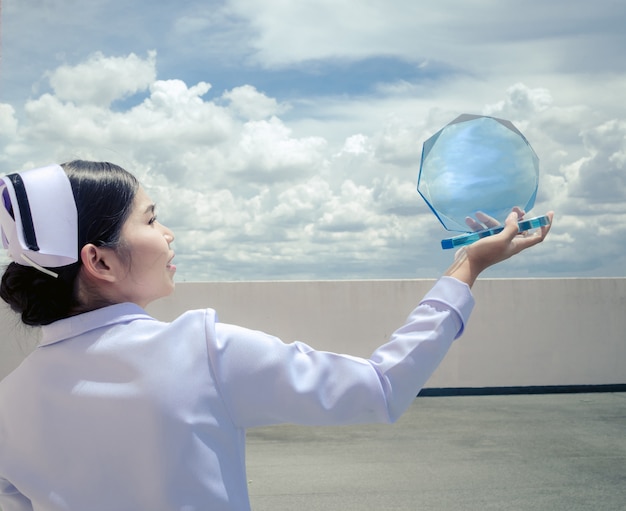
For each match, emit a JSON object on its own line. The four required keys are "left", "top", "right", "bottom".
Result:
{"left": 417, "top": 114, "right": 550, "bottom": 249}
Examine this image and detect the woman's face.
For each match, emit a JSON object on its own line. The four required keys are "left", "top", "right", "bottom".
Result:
{"left": 113, "top": 187, "right": 176, "bottom": 307}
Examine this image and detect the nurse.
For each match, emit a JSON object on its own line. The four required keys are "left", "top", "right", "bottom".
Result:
{"left": 0, "top": 161, "right": 552, "bottom": 510}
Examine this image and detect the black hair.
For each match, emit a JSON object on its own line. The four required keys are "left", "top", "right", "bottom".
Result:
{"left": 0, "top": 160, "right": 139, "bottom": 326}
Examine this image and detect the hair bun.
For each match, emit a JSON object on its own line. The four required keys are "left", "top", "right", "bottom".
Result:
{"left": 1, "top": 262, "right": 78, "bottom": 326}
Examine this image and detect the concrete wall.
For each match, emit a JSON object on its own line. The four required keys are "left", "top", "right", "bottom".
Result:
{"left": 1, "top": 278, "right": 625, "bottom": 388}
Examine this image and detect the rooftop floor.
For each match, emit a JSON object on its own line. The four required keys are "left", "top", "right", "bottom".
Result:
{"left": 247, "top": 392, "right": 626, "bottom": 511}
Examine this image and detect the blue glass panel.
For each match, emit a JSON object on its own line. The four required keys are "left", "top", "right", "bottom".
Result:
{"left": 418, "top": 114, "right": 540, "bottom": 233}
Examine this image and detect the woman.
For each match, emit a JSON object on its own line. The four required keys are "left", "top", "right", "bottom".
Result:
{"left": 0, "top": 161, "right": 552, "bottom": 510}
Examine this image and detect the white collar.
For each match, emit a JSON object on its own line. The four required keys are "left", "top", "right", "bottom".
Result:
{"left": 39, "top": 303, "right": 154, "bottom": 347}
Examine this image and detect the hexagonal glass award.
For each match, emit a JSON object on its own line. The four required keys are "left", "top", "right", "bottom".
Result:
{"left": 417, "top": 114, "right": 550, "bottom": 249}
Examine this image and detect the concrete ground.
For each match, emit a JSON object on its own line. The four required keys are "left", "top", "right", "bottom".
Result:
{"left": 246, "top": 392, "right": 626, "bottom": 511}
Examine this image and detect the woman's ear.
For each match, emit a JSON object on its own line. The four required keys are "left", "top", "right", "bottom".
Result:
{"left": 79, "top": 243, "right": 119, "bottom": 283}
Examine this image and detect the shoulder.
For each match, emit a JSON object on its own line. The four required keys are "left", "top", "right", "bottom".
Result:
{"left": 165, "top": 308, "right": 218, "bottom": 336}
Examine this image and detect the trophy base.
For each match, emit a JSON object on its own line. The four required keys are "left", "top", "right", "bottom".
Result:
{"left": 441, "top": 215, "right": 551, "bottom": 250}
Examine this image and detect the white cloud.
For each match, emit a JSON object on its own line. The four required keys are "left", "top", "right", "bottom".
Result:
{"left": 568, "top": 119, "right": 626, "bottom": 204}
{"left": 484, "top": 83, "right": 554, "bottom": 120}
{"left": 228, "top": 117, "right": 327, "bottom": 181}
{"left": 271, "top": 177, "right": 333, "bottom": 223}
{"left": 226, "top": 0, "right": 626, "bottom": 77}
{"left": 338, "top": 134, "right": 369, "bottom": 156}
{"left": 48, "top": 51, "right": 157, "bottom": 107}
{"left": 0, "top": 105, "right": 18, "bottom": 138}
{"left": 222, "top": 85, "right": 284, "bottom": 120}
{"left": 373, "top": 120, "right": 423, "bottom": 166}
{"left": 317, "top": 180, "right": 374, "bottom": 233}
{"left": 2, "top": 3, "right": 626, "bottom": 281}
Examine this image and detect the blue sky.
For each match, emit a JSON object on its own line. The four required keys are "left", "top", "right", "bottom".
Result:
{"left": 1, "top": 0, "right": 625, "bottom": 281}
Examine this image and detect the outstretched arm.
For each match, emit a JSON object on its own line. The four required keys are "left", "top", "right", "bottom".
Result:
{"left": 211, "top": 209, "right": 554, "bottom": 427}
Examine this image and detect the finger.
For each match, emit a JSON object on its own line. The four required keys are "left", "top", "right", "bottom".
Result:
{"left": 538, "top": 211, "right": 554, "bottom": 238}
{"left": 465, "top": 216, "right": 485, "bottom": 232}
{"left": 499, "top": 211, "right": 523, "bottom": 240}
{"left": 524, "top": 211, "right": 554, "bottom": 240}
{"left": 511, "top": 211, "right": 554, "bottom": 250}
{"left": 512, "top": 206, "right": 525, "bottom": 219}
{"left": 474, "top": 211, "right": 500, "bottom": 228}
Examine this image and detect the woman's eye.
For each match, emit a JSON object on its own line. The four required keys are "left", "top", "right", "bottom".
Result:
{"left": 149, "top": 216, "right": 157, "bottom": 225}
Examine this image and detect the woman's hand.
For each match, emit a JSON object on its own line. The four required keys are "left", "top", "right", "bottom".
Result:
{"left": 445, "top": 209, "right": 554, "bottom": 287}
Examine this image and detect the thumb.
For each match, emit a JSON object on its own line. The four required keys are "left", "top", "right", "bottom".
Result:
{"left": 500, "top": 211, "right": 521, "bottom": 239}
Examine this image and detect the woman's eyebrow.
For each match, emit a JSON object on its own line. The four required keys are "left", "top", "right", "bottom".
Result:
{"left": 144, "top": 203, "right": 156, "bottom": 215}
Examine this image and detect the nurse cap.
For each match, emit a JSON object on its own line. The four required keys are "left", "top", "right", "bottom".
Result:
{"left": 0, "top": 164, "right": 78, "bottom": 278}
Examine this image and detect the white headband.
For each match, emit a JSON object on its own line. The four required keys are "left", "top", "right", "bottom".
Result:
{"left": 0, "top": 164, "right": 78, "bottom": 278}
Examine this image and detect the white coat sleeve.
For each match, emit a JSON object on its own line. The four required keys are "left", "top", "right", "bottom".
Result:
{"left": 0, "top": 478, "right": 33, "bottom": 511}
{"left": 206, "top": 276, "right": 474, "bottom": 428}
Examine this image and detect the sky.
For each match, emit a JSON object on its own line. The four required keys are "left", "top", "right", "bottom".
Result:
{"left": 1, "top": 0, "right": 625, "bottom": 281}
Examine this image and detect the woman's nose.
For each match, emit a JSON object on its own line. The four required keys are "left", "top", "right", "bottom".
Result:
{"left": 163, "top": 227, "right": 175, "bottom": 244}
